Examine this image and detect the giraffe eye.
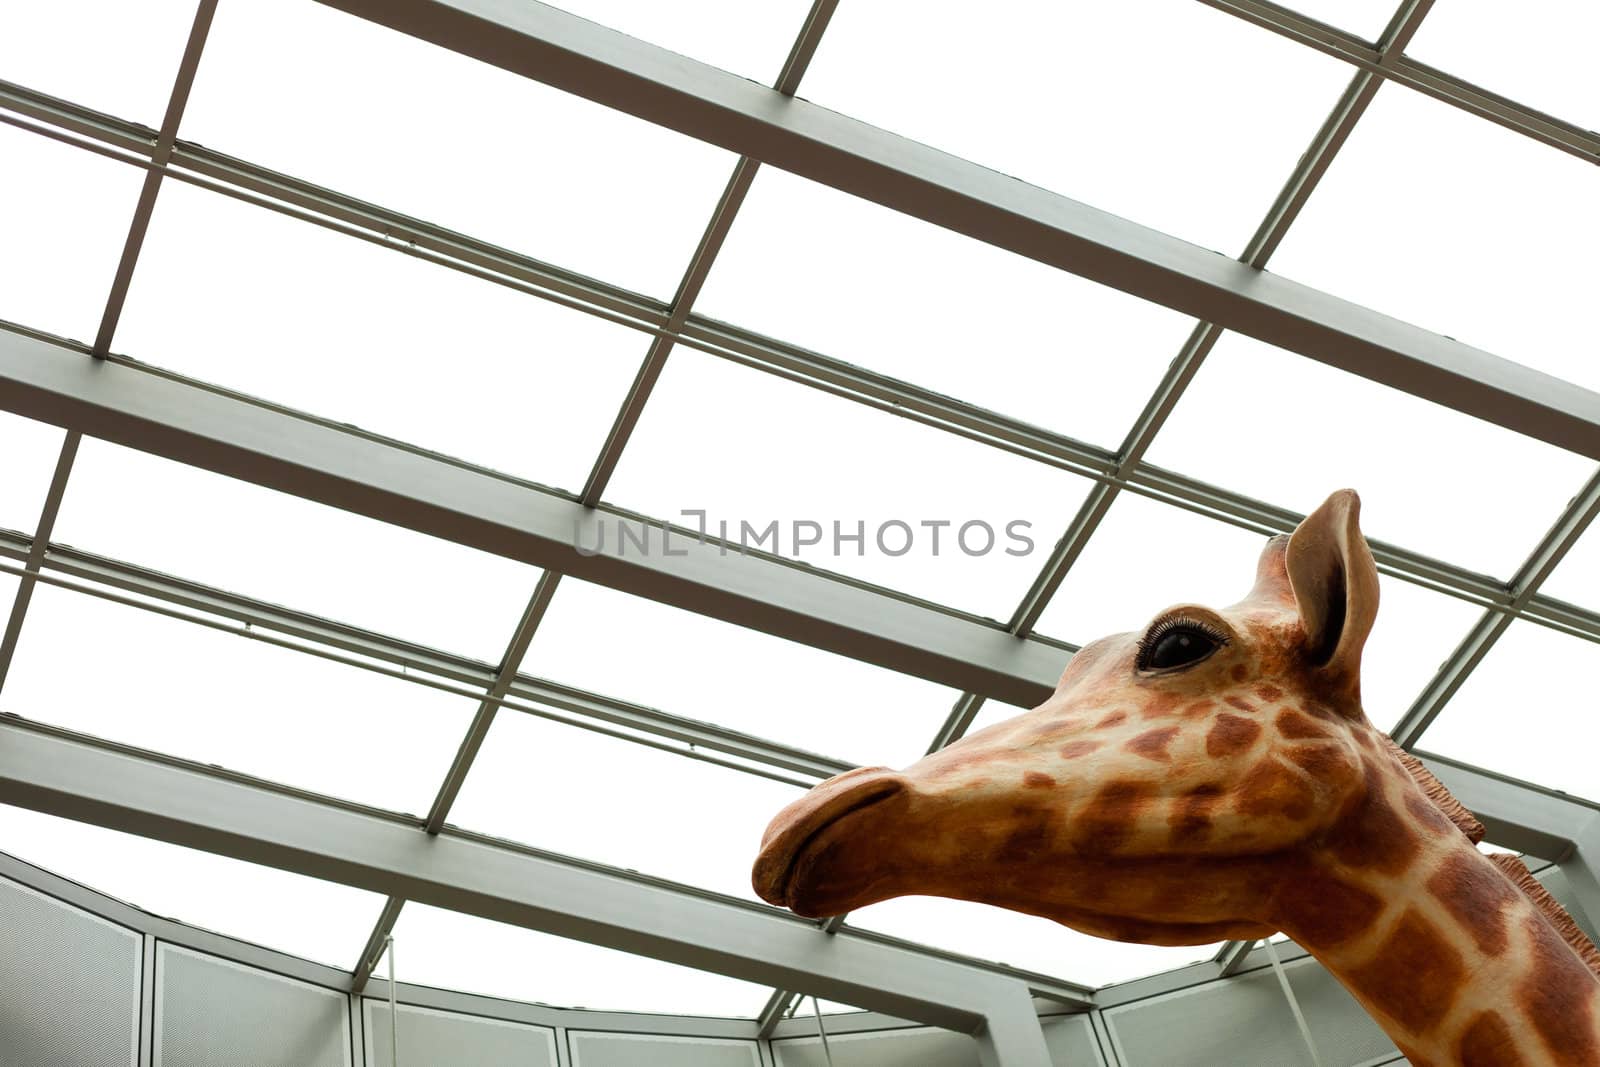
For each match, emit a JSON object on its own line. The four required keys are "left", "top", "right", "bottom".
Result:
{"left": 1138, "top": 618, "right": 1227, "bottom": 672}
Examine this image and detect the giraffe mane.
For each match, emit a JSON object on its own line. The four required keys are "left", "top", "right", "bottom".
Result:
{"left": 1488, "top": 853, "right": 1600, "bottom": 980}
{"left": 1377, "top": 736, "right": 1600, "bottom": 980}
{"left": 1378, "top": 735, "right": 1485, "bottom": 843}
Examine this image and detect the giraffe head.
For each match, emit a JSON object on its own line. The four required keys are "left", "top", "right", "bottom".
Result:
{"left": 752, "top": 489, "right": 1388, "bottom": 945}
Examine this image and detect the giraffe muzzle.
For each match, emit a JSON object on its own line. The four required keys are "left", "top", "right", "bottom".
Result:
{"left": 751, "top": 766, "right": 906, "bottom": 912}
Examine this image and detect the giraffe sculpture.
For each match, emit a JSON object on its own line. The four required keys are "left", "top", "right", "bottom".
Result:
{"left": 752, "top": 490, "right": 1600, "bottom": 1065}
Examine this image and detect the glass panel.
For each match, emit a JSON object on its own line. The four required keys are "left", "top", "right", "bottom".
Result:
{"left": 450, "top": 710, "right": 803, "bottom": 900}
{"left": 181, "top": 0, "right": 738, "bottom": 298}
{"left": 1036, "top": 491, "right": 1272, "bottom": 646}
{"left": 116, "top": 181, "right": 644, "bottom": 494}
{"left": 5, "top": 583, "right": 478, "bottom": 815}
{"left": 1355, "top": 574, "right": 1484, "bottom": 733}
{"left": 603, "top": 348, "right": 1094, "bottom": 619}
{"left": 0, "top": 0, "right": 199, "bottom": 125}
{"left": 1142, "top": 332, "right": 1595, "bottom": 578}
{"left": 0, "top": 412, "right": 67, "bottom": 537}
{"left": 1541, "top": 510, "right": 1600, "bottom": 610}
{"left": 695, "top": 167, "right": 1196, "bottom": 450}
{"left": 51, "top": 438, "right": 539, "bottom": 663}
{"left": 1419, "top": 620, "right": 1598, "bottom": 803}
{"left": 1408, "top": 0, "right": 1598, "bottom": 130}
{"left": 550, "top": 0, "right": 816, "bottom": 83}
{"left": 524, "top": 579, "right": 957, "bottom": 768}
{"left": 848, "top": 896, "right": 1220, "bottom": 988}
{"left": 0, "top": 803, "right": 384, "bottom": 967}
{"left": 1271, "top": 0, "right": 1402, "bottom": 39}
{"left": 799, "top": 0, "right": 1354, "bottom": 254}
{"left": 1030, "top": 490, "right": 1484, "bottom": 733}
{"left": 0, "top": 124, "right": 144, "bottom": 345}
{"left": 382, "top": 903, "right": 770, "bottom": 1016}
{"left": 1270, "top": 82, "right": 1600, "bottom": 394}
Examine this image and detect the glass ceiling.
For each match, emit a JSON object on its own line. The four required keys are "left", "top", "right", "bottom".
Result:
{"left": 0, "top": 0, "right": 1597, "bottom": 1023}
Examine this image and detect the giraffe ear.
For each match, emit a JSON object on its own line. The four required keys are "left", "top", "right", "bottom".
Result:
{"left": 1285, "top": 490, "right": 1379, "bottom": 681}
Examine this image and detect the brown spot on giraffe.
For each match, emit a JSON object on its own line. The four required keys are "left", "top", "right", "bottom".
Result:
{"left": 1230, "top": 663, "right": 1249, "bottom": 682}
{"left": 1347, "top": 909, "right": 1466, "bottom": 1035}
{"left": 1126, "top": 725, "right": 1179, "bottom": 762}
{"left": 1276, "top": 871, "right": 1383, "bottom": 947}
{"left": 1236, "top": 758, "right": 1315, "bottom": 821}
{"left": 1070, "top": 780, "right": 1154, "bottom": 854}
{"left": 1205, "top": 712, "right": 1260, "bottom": 758}
{"left": 1058, "top": 739, "right": 1101, "bottom": 760}
{"left": 1405, "top": 794, "right": 1457, "bottom": 837}
{"left": 1332, "top": 763, "right": 1421, "bottom": 876}
{"left": 1096, "top": 710, "right": 1127, "bottom": 730}
{"left": 1275, "top": 708, "right": 1332, "bottom": 739}
{"left": 1224, "top": 695, "right": 1256, "bottom": 714}
{"left": 1458, "top": 1012, "right": 1525, "bottom": 1067}
{"left": 1255, "top": 682, "right": 1283, "bottom": 702}
{"left": 1520, "top": 911, "right": 1600, "bottom": 1063}
{"left": 1427, "top": 852, "right": 1519, "bottom": 956}
{"left": 1023, "top": 771, "right": 1055, "bottom": 790}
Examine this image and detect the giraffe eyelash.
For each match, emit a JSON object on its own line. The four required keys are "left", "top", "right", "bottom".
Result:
{"left": 1137, "top": 614, "right": 1230, "bottom": 663}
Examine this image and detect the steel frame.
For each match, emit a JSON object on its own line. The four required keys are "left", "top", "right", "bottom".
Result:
{"left": 0, "top": 0, "right": 1597, "bottom": 1060}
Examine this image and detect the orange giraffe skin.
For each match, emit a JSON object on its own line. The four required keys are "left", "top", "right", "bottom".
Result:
{"left": 753, "top": 491, "right": 1600, "bottom": 1066}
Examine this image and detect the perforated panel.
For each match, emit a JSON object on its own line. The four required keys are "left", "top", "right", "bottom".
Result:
{"left": 363, "top": 1000, "right": 556, "bottom": 1067}
{"left": 0, "top": 876, "right": 140, "bottom": 1067}
{"left": 1041, "top": 1014, "right": 1105, "bottom": 1066}
{"left": 1285, "top": 957, "right": 1399, "bottom": 1066}
{"left": 1107, "top": 956, "right": 1403, "bottom": 1067}
{"left": 155, "top": 944, "right": 350, "bottom": 1067}
{"left": 1107, "top": 964, "right": 1314, "bottom": 1067}
{"left": 570, "top": 1031, "right": 760, "bottom": 1067}
{"left": 773, "top": 1028, "right": 979, "bottom": 1067}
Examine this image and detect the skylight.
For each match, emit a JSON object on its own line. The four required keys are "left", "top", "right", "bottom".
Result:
{"left": 0, "top": 0, "right": 200, "bottom": 126}
{"left": 0, "top": 123, "right": 144, "bottom": 346}
{"left": 522, "top": 578, "right": 957, "bottom": 768}
{"left": 0, "top": 412, "right": 66, "bottom": 538}
{"left": 604, "top": 347, "right": 1096, "bottom": 619}
{"left": 5, "top": 582, "right": 478, "bottom": 816}
{"left": 693, "top": 166, "right": 1198, "bottom": 450}
{"left": 117, "top": 180, "right": 646, "bottom": 494}
{"left": 180, "top": 0, "right": 739, "bottom": 298}
{"left": 382, "top": 903, "right": 771, "bottom": 1017}
{"left": 798, "top": 0, "right": 1354, "bottom": 254}
{"left": 50, "top": 438, "right": 540, "bottom": 663}
{"left": 1142, "top": 332, "right": 1596, "bottom": 578}
{"left": 1269, "top": 81, "right": 1600, "bottom": 395}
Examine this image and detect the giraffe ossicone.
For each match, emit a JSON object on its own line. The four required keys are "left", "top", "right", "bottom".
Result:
{"left": 752, "top": 489, "right": 1600, "bottom": 1066}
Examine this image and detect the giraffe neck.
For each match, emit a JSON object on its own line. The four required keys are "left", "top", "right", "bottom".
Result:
{"left": 1273, "top": 783, "right": 1600, "bottom": 1066}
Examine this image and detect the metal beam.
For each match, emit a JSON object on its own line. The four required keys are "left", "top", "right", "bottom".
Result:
{"left": 305, "top": 0, "right": 1600, "bottom": 460}
{"left": 0, "top": 328, "right": 1070, "bottom": 708}
{"left": 580, "top": 0, "right": 839, "bottom": 506}
{"left": 0, "top": 719, "right": 1059, "bottom": 1043}
{"left": 93, "top": 0, "right": 219, "bottom": 356}
{"left": 0, "top": 532, "right": 852, "bottom": 784}
{"left": 0, "top": 433, "right": 78, "bottom": 690}
{"left": 1421, "top": 750, "right": 1597, "bottom": 861}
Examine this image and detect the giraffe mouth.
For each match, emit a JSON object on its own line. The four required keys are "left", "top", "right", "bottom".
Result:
{"left": 752, "top": 767, "right": 905, "bottom": 913}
